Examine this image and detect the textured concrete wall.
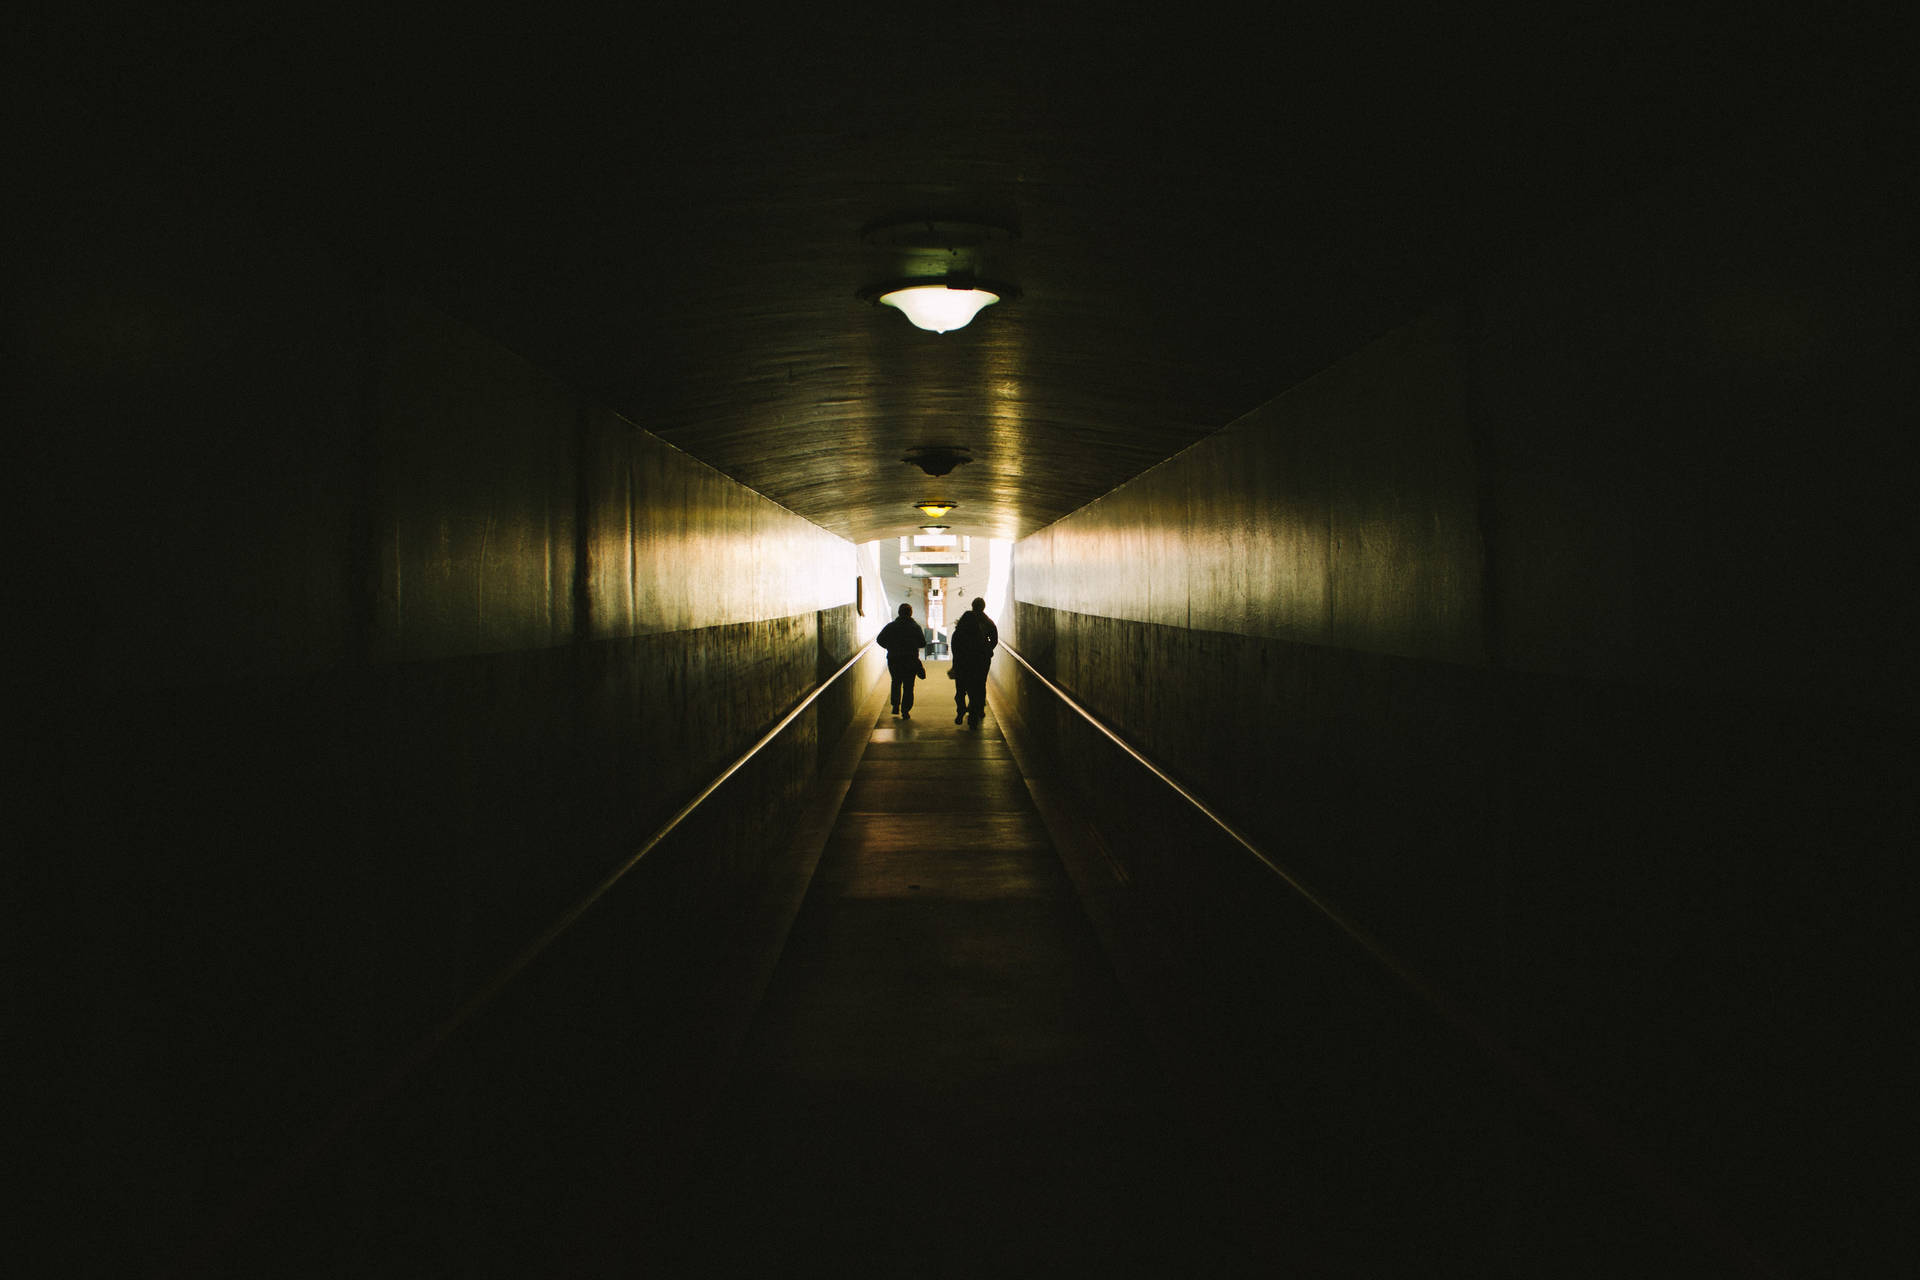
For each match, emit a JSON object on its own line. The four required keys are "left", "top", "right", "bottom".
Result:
{"left": 1006, "top": 90, "right": 1911, "bottom": 1272}
{"left": 21, "top": 185, "right": 859, "bottom": 1271}
{"left": 1020, "top": 306, "right": 1484, "bottom": 663}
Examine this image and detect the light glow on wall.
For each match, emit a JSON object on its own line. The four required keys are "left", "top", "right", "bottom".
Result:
{"left": 985, "top": 538, "right": 1014, "bottom": 641}
{"left": 856, "top": 540, "right": 886, "bottom": 644}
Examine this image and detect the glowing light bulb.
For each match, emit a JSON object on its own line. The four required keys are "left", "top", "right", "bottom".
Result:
{"left": 880, "top": 285, "right": 1001, "bottom": 333}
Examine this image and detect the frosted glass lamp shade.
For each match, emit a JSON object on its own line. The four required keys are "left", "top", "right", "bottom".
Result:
{"left": 879, "top": 285, "right": 1001, "bottom": 333}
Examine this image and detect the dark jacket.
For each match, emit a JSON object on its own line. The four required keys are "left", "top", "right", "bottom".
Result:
{"left": 876, "top": 616, "right": 925, "bottom": 673}
{"left": 950, "top": 609, "right": 999, "bottom": 673}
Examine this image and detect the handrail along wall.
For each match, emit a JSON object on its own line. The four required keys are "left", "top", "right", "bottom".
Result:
{"left": 180, "top": 639, "right": 879, "bottom": 1273}
{"left": 997, "top": 640, "right": 1773, "bottom": 1275}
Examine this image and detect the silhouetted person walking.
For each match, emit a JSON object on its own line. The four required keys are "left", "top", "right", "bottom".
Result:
{"left": 950, "top": 597, "right": 998, "bottom": 726}
{"left": 877, "top": 603, "right": 926, "bottom": 719}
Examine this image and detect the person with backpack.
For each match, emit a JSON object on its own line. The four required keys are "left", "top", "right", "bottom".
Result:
{"left": 948, "top": 597, "right": 999, "bottom": 726}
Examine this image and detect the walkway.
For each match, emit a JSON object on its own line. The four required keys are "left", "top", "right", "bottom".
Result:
{"left": 682, "top": 658, "right": 1228, "bottom": 1276}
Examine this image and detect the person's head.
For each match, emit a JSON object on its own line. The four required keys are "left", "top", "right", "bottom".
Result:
{"left": 897, "top": 603, "right": 913, "bottom": 618}
{"left": 971, "top": 597, "right": 986, "bottom": 612}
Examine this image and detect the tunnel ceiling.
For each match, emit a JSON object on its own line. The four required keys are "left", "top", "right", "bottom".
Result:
{"left": 48, "top": 9, "right": 1851, "bottom": 545}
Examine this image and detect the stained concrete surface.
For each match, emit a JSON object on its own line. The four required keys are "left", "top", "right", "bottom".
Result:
{"left": 20, "top": 242, "right": 866, "bottom": 1274}
{"left": 995, "top": 98, "right": 1914, "bottom": 1272}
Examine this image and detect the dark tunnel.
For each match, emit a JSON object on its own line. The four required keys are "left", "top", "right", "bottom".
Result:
{"left": 14, "top": 7, "right": 1915, "bottom": 1277}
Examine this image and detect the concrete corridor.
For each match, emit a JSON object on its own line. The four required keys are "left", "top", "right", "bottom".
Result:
{"left": 23, "top": 28, "right": 1906, "bottom": 1271}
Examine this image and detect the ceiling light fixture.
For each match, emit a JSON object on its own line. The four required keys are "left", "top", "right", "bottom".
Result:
{"left": 915, "top": 500, "right": 957, "bottom": 520}
{"left": 903, "top": 445, "right": 973, "bottom": 477}
{"left": 870, "top": 279, "right": 1008, "bottom": 333}
{"left": 860, "top": 216, "right": 1020, "bottom": 334}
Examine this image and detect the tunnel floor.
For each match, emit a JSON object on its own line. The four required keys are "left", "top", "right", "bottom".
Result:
{"left": 596, "top": 657, "right": 1545, "bottom": 1279}
{"left": 682, "top": 668, "right": 1203, "bottom": 1274}
{"left": 650, "top": 661, "right": 1690, "bottom": 1279}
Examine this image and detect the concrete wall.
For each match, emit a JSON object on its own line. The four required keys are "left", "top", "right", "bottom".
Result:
{"left": 1003, "top": 87, "right": 1911, "bottom": 1272}
{"left": 20, "top": 183, "right": 861, "bottom": 1271}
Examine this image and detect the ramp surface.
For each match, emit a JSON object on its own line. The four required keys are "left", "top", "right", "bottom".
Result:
{"left": 689, "top": 671, "right": 1221, "bottom": 1275}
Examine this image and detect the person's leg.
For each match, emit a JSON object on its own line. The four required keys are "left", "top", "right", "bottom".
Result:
{"left": 890, "top": 671, "right": 906, "bottom": 714}
{"left": 955, "top": 670, "right": 978, "bottom": 723}
{"left": 900, "top": 672, "right": 914, "bottom": 716}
